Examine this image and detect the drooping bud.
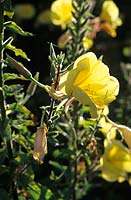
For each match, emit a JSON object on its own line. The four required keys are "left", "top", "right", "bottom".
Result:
{"left": 6, "top": 54, "right": 32, "bottom": 79}
{"left": 33, "top": 125, "right": 48, "bottom": 163}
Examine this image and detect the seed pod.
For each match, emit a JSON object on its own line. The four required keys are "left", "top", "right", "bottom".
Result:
{"left": 33, "top": 125, "right": 48, "bottom": 163}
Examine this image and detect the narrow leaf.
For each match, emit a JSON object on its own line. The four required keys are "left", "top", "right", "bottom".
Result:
{"left": 6, "top": 44, "right": 30, "bottom": 60}
{"left": 4, "top": 21, "right": 33, "bottom": 36}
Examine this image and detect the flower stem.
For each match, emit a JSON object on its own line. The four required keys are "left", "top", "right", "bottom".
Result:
{"left": 0, "top": 3, "right": 6, "bottom": 131}
{"left": 30, "top": 76, "right": 50, "bottom": 92}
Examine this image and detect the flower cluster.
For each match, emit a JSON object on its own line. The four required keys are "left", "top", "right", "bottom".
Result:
{"left": 49, "top": 0, "right": 122, "bottom": 49}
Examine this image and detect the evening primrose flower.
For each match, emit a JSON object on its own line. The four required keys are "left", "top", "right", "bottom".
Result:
{"left": 100, "top": 139, "right": 131, "bottom": 182}
{"left": 100, "top": 0, "right": 122, "bottom": 37}
{"left": 50, "top": 0, "right": 73, "bottom": 29}
{"left": 59, "top": 52, "right": 119, "bottom": 117}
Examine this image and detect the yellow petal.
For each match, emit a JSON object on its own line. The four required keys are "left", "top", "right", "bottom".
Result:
{"left": 89, "top": 76, "right": 119, "bottom": 107}
{"left": 73, "top": 52, "right": 97, "bottom": 70}
{"left": 100, "top": 139, "right": 131, "bottom": 182}
{"left": 100, "top": 1, "right": 119, "bottom": 23}
{"left": 51, "top": 0, "right": 73, "bottom": 29}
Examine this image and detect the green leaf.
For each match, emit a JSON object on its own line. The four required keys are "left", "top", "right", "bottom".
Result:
{"left": 4, "top": 21, "right": 33, "bottom": 36}
{"left": 8, "top": 103, "right": 31, "bottom": 118}
{"left": 27, "top": 182, "right": 41, "bottom": 200}
{"left": 27, "top": 183, "right": 53, "bottom": 200}
{"left": 14, "top": 134, "right": 28, "bottom": 150}
{"left": 3, "top": 73, "right": 18, "bottom": 81}
{"left": 49, "top": 160, "right": 67, "bottom": 171}
{"left": 45, "top": 189, "right": 53, "bottom": 200}
{"left": 3, "top": 84, "right": 23, "bottom": 96}
{"left": 6, "top": 44, "right": 30, "bottom": 60}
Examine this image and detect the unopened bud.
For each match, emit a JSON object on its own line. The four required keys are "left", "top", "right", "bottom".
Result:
{"left": 6, "top": 54, "right": 32, "bottom": 79}
{"left": 33, "top": 125, "right": 48, "bottom": 163}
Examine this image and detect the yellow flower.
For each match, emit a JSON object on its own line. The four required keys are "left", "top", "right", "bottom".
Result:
{"left": 50, "top": 0, "right": 73, "bottom": 29}
{"left": 100, "top": 139, "right": 131, "bottom": 182}
{"left": 59, "top": 52, "right": 119, "bottom": 117}
{"left": 83, "top": 36, "right": 93, "bottom": 50}
{"left": 100, "top": 0, "right": 122, "bottom": 28}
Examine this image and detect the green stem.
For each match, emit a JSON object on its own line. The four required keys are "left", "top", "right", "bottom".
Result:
{"left": 31, "top": 76, "right": 50, "bottom": 92}
{"left": 0, "top": 3, "right": 6, "bottom": 129}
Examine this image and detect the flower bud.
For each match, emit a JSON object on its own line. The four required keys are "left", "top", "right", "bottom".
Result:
{"left": 6, "top": 54, "right": 32, "bottom": 79}
{"left": 33, "top": 125, "right": 48, "bottom": 163}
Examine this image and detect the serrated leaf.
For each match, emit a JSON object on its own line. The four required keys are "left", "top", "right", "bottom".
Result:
{"left": 6, "top": 44, "right": 30, "bottom": 60}
{"left": 4, "top": 21, "right": 33, "bottom": 36}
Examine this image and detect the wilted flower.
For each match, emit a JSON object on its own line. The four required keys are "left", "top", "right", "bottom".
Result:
{"left": 59, "top": 52, "right": 119, "bottom": 117}
{"left": 50, "top": 0, "right": 73, "bottom": 29}
{"left": 33, "top": 125, "right": 48, "bottom": 163}
{"left": 100, "top": 139, "right": 131, "bottom": 182}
